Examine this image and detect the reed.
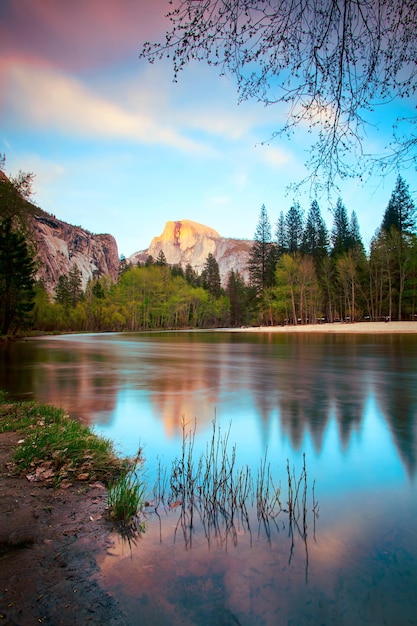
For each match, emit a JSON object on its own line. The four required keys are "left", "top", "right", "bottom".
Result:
{"left": 154, "top": 417, "right": 317, "bottom": 550}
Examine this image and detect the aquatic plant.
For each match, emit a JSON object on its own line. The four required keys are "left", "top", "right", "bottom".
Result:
{"left": 107, "top": 450, "right": 146, "bottom": 524}
{"left": 152, "top": 417, "right": 317, "bottom": 553}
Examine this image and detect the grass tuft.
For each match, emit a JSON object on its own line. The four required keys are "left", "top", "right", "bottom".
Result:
{"left": 0, "top": 396, "right": 125, "bottom": 487}
{"left": 107, "top": 465, "right": 146, "bottom": 522}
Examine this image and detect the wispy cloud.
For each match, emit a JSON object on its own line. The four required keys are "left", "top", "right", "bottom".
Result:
{"left": 257, "top": 144, "right": 292, "bottom": 169}
{"left": 2, "top": 62, "right": 210, "bottom": 154}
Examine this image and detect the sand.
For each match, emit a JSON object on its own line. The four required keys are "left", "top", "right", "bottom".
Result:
{"left": 219, "top": 321, "right": 417, "bottom": 334}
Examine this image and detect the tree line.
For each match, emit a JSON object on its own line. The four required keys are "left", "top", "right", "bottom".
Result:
{"left": 245, "top": 176, "right": 416, "bottom": 326}
{"left": 1, "top": 157, "right": 416, "bottom": 335}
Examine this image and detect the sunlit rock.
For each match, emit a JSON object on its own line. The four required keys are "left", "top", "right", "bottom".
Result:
{"left": 129, "top": 219, "right": 252, "bottom": 285}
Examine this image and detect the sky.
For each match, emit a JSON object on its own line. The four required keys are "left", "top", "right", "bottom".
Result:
{"left": 1, "top": 0, "right": 416, "bottom": 258}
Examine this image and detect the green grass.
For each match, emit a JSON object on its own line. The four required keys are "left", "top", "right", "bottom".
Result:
{"left": 0, "top": 394, "right": 141, "bottom": 514}
{"left": 107, "top": 466, "right": 146, "bottom": 522}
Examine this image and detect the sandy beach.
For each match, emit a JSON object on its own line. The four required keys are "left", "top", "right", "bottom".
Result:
{"left": 221, "top": 321, "right": 417, "bottom": 334}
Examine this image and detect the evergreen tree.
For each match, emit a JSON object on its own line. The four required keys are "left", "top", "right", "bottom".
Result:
{"left": 55, "top": 264, "right": 83, "bottom": 309}
{"left": 156, "top": 249, "right": 167, "bottom": 266}
{"left": 201, "top": 253, "right": 222, "bottom": 298}
{"left": 184, "top": 263, "right": 199, "bottom": 287}
{"left": 0, "top": 217, "right": 36, "bottom": 335}
{"left": 331, "top": 197, "right": 351, "bottom": 256}
{"left": 275, "top": 211, "right": 287, "bottom": 257}
{"left": 285, "top": 202, "right": 304, "bottom": 253}
{"left": 349, "top": 211, "right": 365, "bottom": 253}
{"left": 226, "top": 269, "right": 248, "bottom": 326}
{"left": 381, "top": 175, "right": 416, "bottom": 236}
{"left": 248, "top": 205, "right": 277, "bottom": 293}
{"left": 118, "top": 255, "right": 131, "bottom": 276}
{"left": 170, "top": 264, "right": 184, "bottom": 279}
{"left": 302, "top": 200, "right": 329, "bottom": 260}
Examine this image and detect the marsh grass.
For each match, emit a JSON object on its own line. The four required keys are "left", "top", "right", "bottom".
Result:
{"left": 153, "top": 417, "right": 317, "bottom": 554}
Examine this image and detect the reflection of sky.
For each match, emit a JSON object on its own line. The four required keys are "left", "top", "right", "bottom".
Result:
{"left": 3, "top": 332, "right": 417, "bottom": 622}
{"left": 2, "top": 332, "right": 416, "bottom": 496}
{"left": 94, "top": 375, "right": 407, "bottom": 501}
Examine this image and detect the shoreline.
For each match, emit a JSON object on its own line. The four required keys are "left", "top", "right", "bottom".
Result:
{"left": 217, "top": 321, "right": 417, "bottom": 334}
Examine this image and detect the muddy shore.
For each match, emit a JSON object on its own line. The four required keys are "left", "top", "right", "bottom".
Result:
{"left": 0, "top": 430, "right": 128, "bottom": 626}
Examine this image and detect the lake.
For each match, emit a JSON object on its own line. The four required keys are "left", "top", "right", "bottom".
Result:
{"left": 1, "top": 331, "right": 417, "bottom": 625}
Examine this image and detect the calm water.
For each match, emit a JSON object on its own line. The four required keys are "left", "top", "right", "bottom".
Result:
{"left": 1, "top": 331, "right": 417, "bottom": 625}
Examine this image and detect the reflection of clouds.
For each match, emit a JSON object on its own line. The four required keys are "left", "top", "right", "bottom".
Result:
{"left": 3, "top": 333, "right": 416, "bottom": 476}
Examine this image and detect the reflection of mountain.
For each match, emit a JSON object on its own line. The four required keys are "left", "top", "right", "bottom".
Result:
{"left": 1, "top": 333, "right": 416, "bottom": 477}
{"left": 0, "top": 339, "right": 118, "bottom": 424}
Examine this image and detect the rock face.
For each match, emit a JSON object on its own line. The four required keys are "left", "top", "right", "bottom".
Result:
{"left": 31, "top": 214, "right": 119, "bottom": 293}
{"left": 129, "top": 219, "right": 252, "bottom": 285}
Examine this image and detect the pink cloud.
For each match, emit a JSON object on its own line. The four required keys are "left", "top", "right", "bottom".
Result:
{"left": 0, "top": 0, "right": 169, "bottom": 72}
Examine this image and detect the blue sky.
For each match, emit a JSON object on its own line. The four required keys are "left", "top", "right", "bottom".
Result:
{"left": 1, "top": 0, "right": 416, "bottom": 258}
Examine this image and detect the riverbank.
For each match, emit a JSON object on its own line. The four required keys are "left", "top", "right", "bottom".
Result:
{"left": 0, "top": 402, "right": 130, "bottom": 625}
{"left": 219, "top": 321, "right": 417, "bottom": 334}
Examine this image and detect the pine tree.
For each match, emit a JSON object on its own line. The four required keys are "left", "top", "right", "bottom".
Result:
{"left": 0, "top": 217, "right": 36, "bottom": 335}
{"left": 185, "top": 263, "right": 199, "bottom": 287}
{"left": 275, "top": 211, "right": 287, "bottom": 257}
{"left": 285, "top": 203, "right": 304, "bottom": 253}
{"left": 331, "top": 198, "right": 351, "bottom": 257}
{"left": 302, "top": 200, "right": 329, "bottom": 260}
{"left": 55, "top": 264, "right": 83, "bottom": 309}
{"left": 156, "top": 249, "right": 167, "bottom": 266}
{"left": 201, "top": 253, "right": 221, "bottom": 298}
{"left": 349, "top": 211, "right": 365, "bottom": 253}
{"left": 226, "top": 269, "right": 248, "bottom": 326}
{"left": 248, "top": 205, "right": 277, "bottom": 293}
{"left": 381, "top": 175, "right": 416, "bottom": 236}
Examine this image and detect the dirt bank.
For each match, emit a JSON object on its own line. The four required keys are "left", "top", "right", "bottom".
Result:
{"left": 0, "top": 430, "right": 128, "bottom": 626}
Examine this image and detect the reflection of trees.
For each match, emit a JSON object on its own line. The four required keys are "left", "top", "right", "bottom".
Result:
{"left": 372, "top": 337, "right": 417, "bottom": 476}
{"left": 2, "top": 333, "right": 416, "bottom": 476}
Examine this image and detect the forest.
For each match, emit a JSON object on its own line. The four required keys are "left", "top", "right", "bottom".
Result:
{"left": 1, "top": 172, "right": 416, "bottom": 335}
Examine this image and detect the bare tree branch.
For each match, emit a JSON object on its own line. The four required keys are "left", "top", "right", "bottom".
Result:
{"left": 140, "top": 0, "right": 417, "bottom": 191}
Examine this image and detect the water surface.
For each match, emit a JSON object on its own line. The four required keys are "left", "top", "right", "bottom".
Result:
{"left": 1, "top": 331, "right": 416, "bottom": 624}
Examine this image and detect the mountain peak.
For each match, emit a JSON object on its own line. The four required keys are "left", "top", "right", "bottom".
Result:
{"left": 156, "top": 219, "right": 221, "bottom": 249}
{"left": 130, "top": 219, "right": 252, "bottom": 284}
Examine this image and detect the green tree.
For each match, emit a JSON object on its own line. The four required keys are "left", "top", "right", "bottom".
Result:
{"left": 184, "top": 263, "right": 199, "bottom": 287}
{"left": 55, "top": 264, "right": 83, "bottom": 310}
{"left": 285, "top": 203, "right": 304, "bottom": 253}
{"left": 301, "top": 200, "right": 329, "bottom": 262}
{"left": 201, "top": 253, "right": 222, "bottom": 298}
{"left": 155, "top": 249, "right": 168, "bottom": 266}
{"left": 331, "top": 198, "right": 351, "bottom": 257}
{"left": 248, "top": 204, "right": 277, "bottom": 293}
{"left": 381, "top": 175, "right": 416, "bottom": 237}
{"left": 349, "top": 211, "right": 365, "bottom": 253}
{"left": 0, "top": 217, "right": 36, "bottom": 335}
{"left": 0, "top": 157, "right": 36, "bottom": 227}
{"left": 0, "top": 161, "right": 38, "bottom": 335}
{"left": 226, "top": 269, "right": 249, "bottom": 327}
{"left": 275, "top": 211, "right": 287, "bottom": 257}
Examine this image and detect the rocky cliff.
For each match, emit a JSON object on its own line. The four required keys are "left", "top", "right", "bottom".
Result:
{"left": 31, "top": 213, "right": 119, "bottom": 293}
{"left": 1, "top": 170, "right": 119, "bottom": 294}
{"left": 129, "top": 219, "right": 252, "bottom": 285}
